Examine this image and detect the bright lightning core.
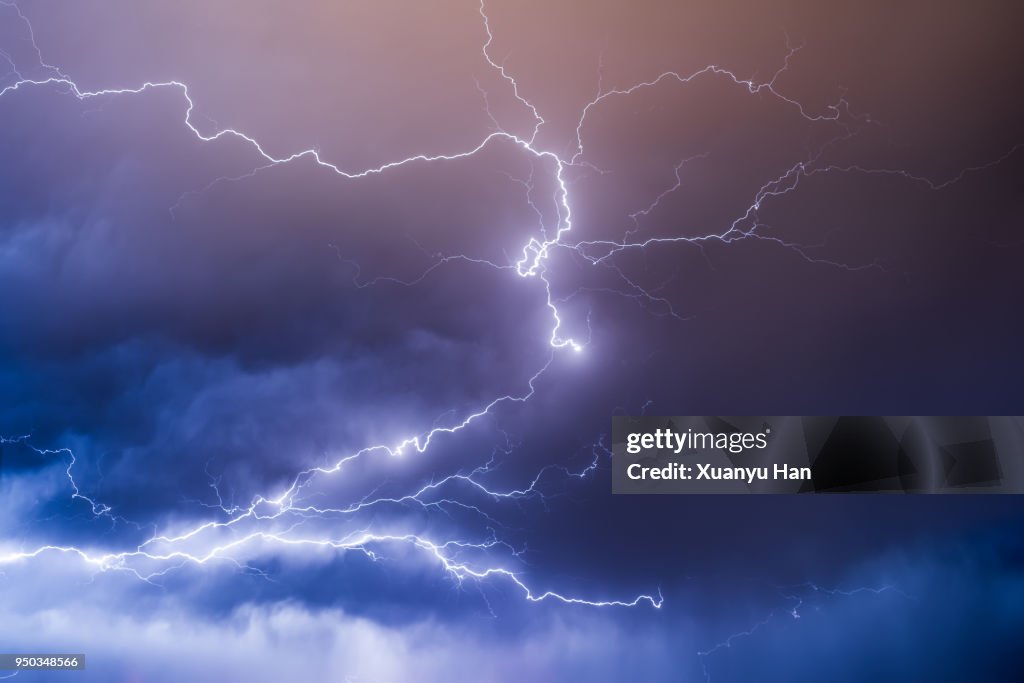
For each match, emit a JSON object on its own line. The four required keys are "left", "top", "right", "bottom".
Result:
{"left": 0, "top": 0, "right": 1020, "bottom": 639}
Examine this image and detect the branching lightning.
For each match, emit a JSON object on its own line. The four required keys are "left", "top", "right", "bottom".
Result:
{"left": 0, "top": 0, "right": 1018, "bottom": 615}
{"left": 696, "top": 582, "right": 910, "bottom": 681}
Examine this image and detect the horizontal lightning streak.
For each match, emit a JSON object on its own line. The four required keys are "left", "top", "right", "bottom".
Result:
{"left": 697, "top": 583, "right": 907, "bottom": 682}
{"left": 1, "top": 0, "right": 1013, "bottom": 614}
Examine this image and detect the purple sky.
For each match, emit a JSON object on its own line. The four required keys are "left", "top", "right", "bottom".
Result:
{"left": 1, "top": 1, "right": 1022, "bottom": 680}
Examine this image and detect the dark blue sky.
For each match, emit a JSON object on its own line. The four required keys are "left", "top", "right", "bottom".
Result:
{"left": 1, "top": 1, "right": 1022, "bottom": 680}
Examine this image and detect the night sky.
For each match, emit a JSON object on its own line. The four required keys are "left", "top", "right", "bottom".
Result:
{"left": 1, "top": 1, "right": 1023, "bottom": 681}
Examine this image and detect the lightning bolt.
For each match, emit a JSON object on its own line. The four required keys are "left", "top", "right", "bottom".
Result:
{"left": 0, "top": 0, "right": 1017, "bottom": 614}
{"left": 696, "top": 582, "right": 910, "bottom": 682}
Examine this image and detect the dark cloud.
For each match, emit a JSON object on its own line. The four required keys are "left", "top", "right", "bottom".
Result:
{"left": 1, "top": 1, "right": 1022, "bottom": 680}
